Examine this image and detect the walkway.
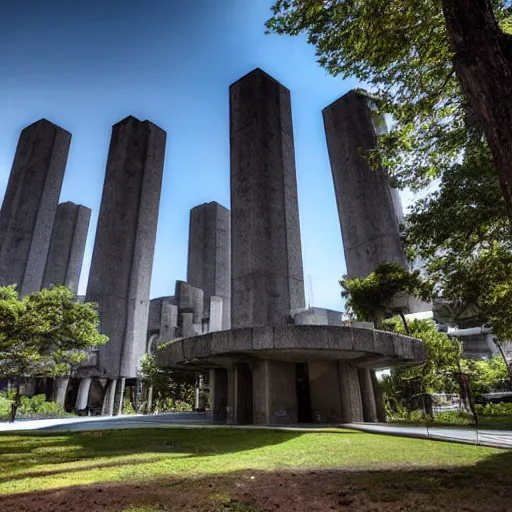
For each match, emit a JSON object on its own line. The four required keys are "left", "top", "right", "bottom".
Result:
{"left": 343, "top": 422, "right": 512, "bottom": 449}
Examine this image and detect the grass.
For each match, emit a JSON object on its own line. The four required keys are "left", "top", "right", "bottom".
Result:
{"left": 0, "top": 427, "right": 511, "bottom": 511}
{"left": 389, "top": 414, "right": 512, "bottom": 430}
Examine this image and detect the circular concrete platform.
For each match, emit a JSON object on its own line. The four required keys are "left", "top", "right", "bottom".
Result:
{"left": 156, "top": 325, "right": 424, "bottom": 370}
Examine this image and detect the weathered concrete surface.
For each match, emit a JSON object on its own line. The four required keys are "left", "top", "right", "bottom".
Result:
{"left": 230, "top": 69, "right": 305, "bottom": 328}
{"left": 187, "top": 202, "right": 231, "bottom": 330}
{"left": 157, "top": 325, "right": 424, "bottom": 370}
{"left": 308, "top": 361, "right": 343, "bottom": 422}
{"left": 175, "top": 280, "right": 204, "bottom": 325}
{"left": 148, "top": 296, "right": 178, "bottom": 348}
{"left": 75, "top": 378, "right": 92, "bottom": 410}
{"left": 0, "top": 119, "right": 71, "bottom": 296}
{"left": 339, "top": 363, "right": 364, "bottom": 423}
{"left": 51, "top": 377, "right": 69, "bottom": 408}
{"left": 358, "top": 368, "right": 378, "bottom": 423}
{"left": 210, "top": 368, "right": 228, "bottom": 422}
{"left": 86, "top": 116, "right": 166, "bottom": 379}
{"left": 323, "top": 91, "right": 406, "bottom": 279}
{"left": 294, "top": 308, "right": 343, "bottom": 326}
{"left": 42, "top": 202, "right": 91, "bottom": 294}
{"left": 209, "top": 296, "right": 224, "bottom": 332}
{"left": 252, "top": 359, "right": 298, "bottom": 425}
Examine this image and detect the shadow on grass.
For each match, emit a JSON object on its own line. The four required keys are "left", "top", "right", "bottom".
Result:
{"left": 2, "top": 448, "right": 512, "bottom": 512}
{"left": 0, "top": 428, "right": 360, "bottom": 477}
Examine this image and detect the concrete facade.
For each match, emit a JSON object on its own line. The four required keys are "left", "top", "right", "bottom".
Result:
{"left": 0, "top": 119, "right": 71, "bottom": 296}
{"left": 86, "top": 116, "right": 166, "bottom": 380}
{"left": 230, "top": 69, "right": 305, "bottom": 328}
{"left": 42, "top": 202, "right": 91, "bottom": 294}
{"left": 187, "top": 202, "right": 231, "bottom": 330}
{"left": 322, "top": 91, "right": 407, "bottom": 279}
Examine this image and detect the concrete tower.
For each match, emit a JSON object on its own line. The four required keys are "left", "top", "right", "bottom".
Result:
{"left": 0, "top": 119, "right": 71, "bottom": 296}
{"left": 42, "top": 201, "right": 91, "bottom": 294}
{"left": 86, "top": 116, "right": 166, "bottom": 393}
{"left": 187, "top": 201, "right": 231, "bottom": 331}
{"left": 322, "top": 90, "right": 407, "bottom": 279}
{"left": 230, "top": 68, "right": 305, "bottom": 329}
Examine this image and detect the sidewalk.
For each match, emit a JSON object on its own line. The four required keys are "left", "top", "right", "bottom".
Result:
{"left": 343, "top": 422, "right": 512, "bottom": 449}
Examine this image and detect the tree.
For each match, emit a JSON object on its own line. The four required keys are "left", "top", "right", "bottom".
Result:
{"left": 266, "top": 1, "right": 512, "bottom": 219}
{"left": 340, "top": 263, "right": 432, "bottom": 333}
{"left": 0, "top": 285, "right": 108, "bottom": 422}
{"left": 139, "top": 354, "right": 196, "bottom": 413}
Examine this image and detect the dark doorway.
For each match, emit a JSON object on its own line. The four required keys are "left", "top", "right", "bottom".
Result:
{"left": 236, "top": 363, "right": 253, "bottom": 424}
{"left": 296, "top": 363, "right": 312, "bottom": 423}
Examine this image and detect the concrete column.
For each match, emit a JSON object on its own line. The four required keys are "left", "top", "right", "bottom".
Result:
{"left": 101, "top": 379, "right": 117, "bottom": 416}
{"left": 210, "top": 368, "right": 228, "bottom": 423}
{"left": 160, "top": 301, "right": 178, "bottom": 341}
{"left": 226, "top": 367, "right": 236, "bottom": 424}
{"left": 86, "top": 116, "right": 166, "bottom": 379}
{"left": 358, "top": 368, "right": 378, "bottom": 423}
{"left": 209, "top": 296, "right": 223, "bottom": 332}
{"left": 187, "top": 202, "right": 231, "bottom": 330}
{"left": 252, "top": 359, "right": 298, "bottom": 425}
{"left": 371, "top": 370, "right": 386, "bottom": 422}
{"left": 181, "top": 312, "right": 195, "bottom": 337}
{"left": 0, "top": 119, "right": 70, "bottom": 296}
{"left": 75, "top": 378, "right": 92, "bottom": 410}
{"left": 230, "top": 69, "right": 305, "bottom": 328}
{"left": 113, "top": 377, "right": 126, "bottom": 416}
{"left": 308, "top": 361, "right": 342, "bottom": 423}
{"left": 42, "top": 202, "right": 91, "bottom": 294}
{"left": 235, "top": 363, "right": 253, "bottom": 424}
{"left": 338, "top": 363, "right": 364, "bottom": 423}
{"left": 322, "top": 91, "right": 406, "bottom": 279}
{"left": 51, "top": 377, "right": 69, "bottom": 408}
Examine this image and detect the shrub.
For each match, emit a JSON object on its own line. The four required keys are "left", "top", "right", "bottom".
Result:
{"left": 475, "top": 402, "right": 512, "bottom": 417}
{"left": 0, "top": 393, "right": 74, "bottom": 421}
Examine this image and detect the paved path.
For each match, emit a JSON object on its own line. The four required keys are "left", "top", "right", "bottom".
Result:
{"left": 343, "top": 423, "right": 512, "bottom": 449}
{"left": 1, "top": 415, "right": 511, "bottom": 448}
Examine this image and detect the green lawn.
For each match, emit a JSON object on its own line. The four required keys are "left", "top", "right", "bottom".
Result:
{"left": 0, "top": 427, "right": 511, "bottom": 512}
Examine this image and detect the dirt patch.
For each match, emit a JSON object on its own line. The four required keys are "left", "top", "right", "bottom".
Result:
{"left": 2, "top": 467, "right": 512, "bottom": 512}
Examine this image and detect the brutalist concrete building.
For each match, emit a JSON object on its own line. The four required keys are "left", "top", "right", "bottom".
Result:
{"left": 156, "top": 69, "right": 424, "bottom": 425}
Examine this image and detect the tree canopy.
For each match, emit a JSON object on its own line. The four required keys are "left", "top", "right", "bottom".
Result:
{"left": 0, "top": 285, "right": 108, "bottom": 421}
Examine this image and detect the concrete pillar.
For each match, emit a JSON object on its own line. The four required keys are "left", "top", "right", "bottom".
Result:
{"left": 358, "top": 368, "right": 378, "bottom": 423}
{"left": 308, "top": 361, "right": 342, "bottom": 422}
{"left": 187, "top": 202, "right": 231, "bottom": 330}
{"left": 322, "top": 91, "right": 407, "bottom": 279}
{"left": 0, "top": 119, "right": 70, "bottom": 296}
{"left": 252, "top": 359, "right": 298, "bottom": 425}
{"left": 235, "top": 363, "right": 253, "bottom": 424}
{"left": 176, "top": 281, "right": 204, "bottom": 325}
{"left": 181, "top": 312, "right": 195, "bottom": 337}
{"left": 210, "top": 368, "right": 228, "bottom": 423}
{"left": 209, "top": 296, "right": 223, "bottom": 332}
{"left": 86, "top": 116, "right": 166, "bottom": 379}
{"left": 338, "top": 363, "right": 364, "bottom": 423}
{"left": 51, "top": 377, "right": 69, "bottom": 408}
{"left": 371, "top": 370, "right": 386, "bottom": 422}
{"left": 75, "top": 378, "right": 92, "bottom": 410}
{"left": 160, "top": 301, "right": 178, "bottom": 341}
{"left": 226, "top": 367, "right": 236, "bottom": 424}
{"left": 230, "top": 69, "right": 305, "bottom": 328}
{"left": 101, "top": 379, "right": 117, "bottom": 416}
{"left": 42, "top": 202, "right": 91, "bottom": 294}
{"left": 113, "top": 377, "right": 126, "bottom": 416}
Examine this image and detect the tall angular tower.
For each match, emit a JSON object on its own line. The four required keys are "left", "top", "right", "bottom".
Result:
{"left": 42, "top": 201, "right": 91, "bottom": 294}
{"left": 230, "top": 68, "right": 305, "bottom": 329}
{"left": 0, "top": 119, "right": 71, "bottom": 296}
{"left": 86, "top": 116, "right": 166, "bottom": 382}
{"left": 322, "top": 91, "right": 407, "bottom": 278}
{"left": 187, "top": 201, "right": 231, "bottom": 331}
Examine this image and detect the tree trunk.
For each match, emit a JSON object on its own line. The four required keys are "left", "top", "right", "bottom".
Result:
{"left": 442, "top": 0, "right": 512, "bottom": 222}
{"left": 399, "top": 312, "right": 410, "bottom": 336}
{"left": 9, "top": 378, "right": 21, "bottom": 423}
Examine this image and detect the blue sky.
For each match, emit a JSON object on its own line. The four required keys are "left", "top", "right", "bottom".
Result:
{"left": 0, "top": 0, "right": 413, "bottom": 311}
